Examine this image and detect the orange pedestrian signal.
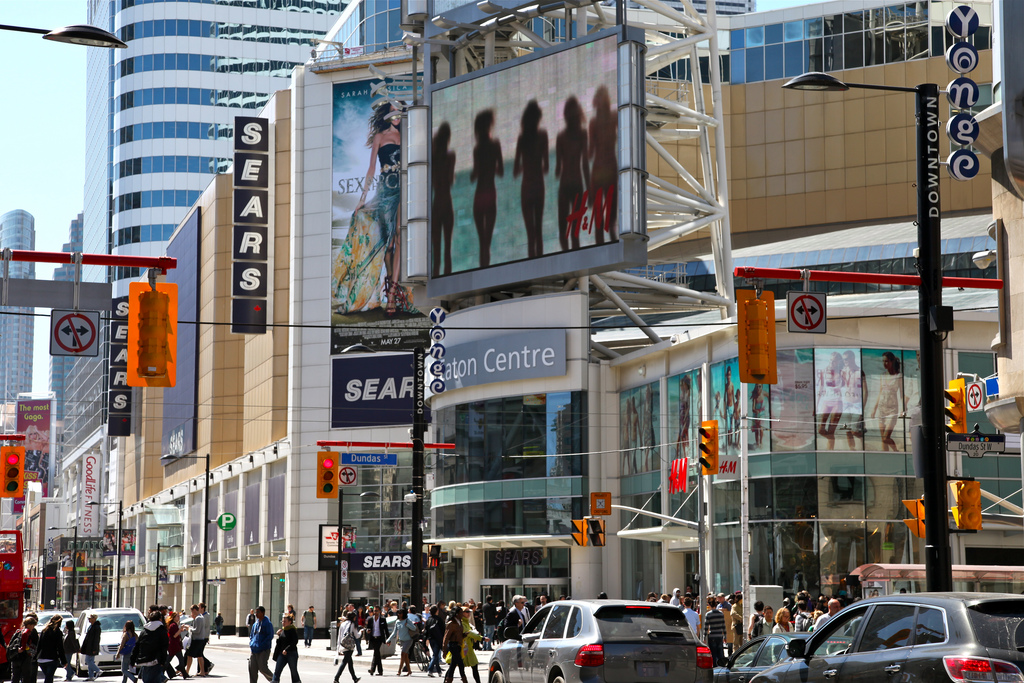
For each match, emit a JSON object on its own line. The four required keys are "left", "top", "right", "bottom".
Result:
{"left": 127, "top": 281, "right": 178, "bottom": 388}
{"left": 428, "top": 544, "right": 442, "bottom": 568}
{"left": 317, "top": 451, "right": 338, "bottom": 499}
{"left": 903, "top": 497, "right": 925, "bottom": 538}
{"left": 951, "top": 480, "right": 982, "bottom": 531}
{"left": 571, "top": 519, "right": 587, "bottom": 547}
{"left": 587, "top": 518, "right": 606, "bottom": 547}
{"left": 0, "top": 447, "right": 24, "bottom": 498}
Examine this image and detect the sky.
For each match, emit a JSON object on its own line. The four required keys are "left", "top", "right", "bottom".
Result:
{"left": 1, "top": 0, "right": 812, "bottom": 397}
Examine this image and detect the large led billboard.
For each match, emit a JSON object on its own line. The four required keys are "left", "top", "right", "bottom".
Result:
{"left": 428, "top": 29, "right": 647, "bottom": 298}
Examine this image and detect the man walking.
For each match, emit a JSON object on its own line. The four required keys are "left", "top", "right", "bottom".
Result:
{"left": 132, "top": 610, "right": 168, "bottom": 683}
{"left": 503, "top": 595, "right": 530, "bottom": 635}
{"left": 247, "top": 609, "right": 257, "bottom": 636}
{"left": 82, "top": 613, "right": 103, "bottom": 681}
{"left": 301, "top": 606, "right": 316, "bottom": 648}
{"left": 199, "top": 603, "right": 216, "bottom": 674}
{"left": 184, "top": 605, "right": 208, "bottom": 677}
{"left": 249, "top": 606, "right": 275, "bottom": 683}
{"left": 481, "top": 596, "right": 497, "bottom": 651}
{"left": 365, "top": 605, "right": 389, "bottom": 676}
{"left": 703, "top": 598, "right": 727, "bottom": 667}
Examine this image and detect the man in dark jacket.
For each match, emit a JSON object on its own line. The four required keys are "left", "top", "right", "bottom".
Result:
{"left": 365, "top": 606, "right": 389, "bottom": 676}
{"left": 249, "top": 606, "right": 275, "bottom": 683}
{"left": 81, "top": 614, "right": 103, "bottom": 681}
{"left": 481, "top": 596, "right": 497, "bottom": 651}
{"left": 132, "top": 611, "right": 168, "bottom": 683}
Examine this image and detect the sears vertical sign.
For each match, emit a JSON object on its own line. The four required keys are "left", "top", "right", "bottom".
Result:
{"left": 232, "top": 116, "right": 272, "bottom": 334}
{"left": 107, "top": 296, "right": 133, "bottom": 437}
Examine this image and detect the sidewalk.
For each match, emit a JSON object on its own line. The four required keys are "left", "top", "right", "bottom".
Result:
{"left": 206, "top": 637, "right": 497, "bottom": 668}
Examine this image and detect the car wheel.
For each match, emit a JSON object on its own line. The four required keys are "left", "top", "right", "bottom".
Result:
{"left": 490, "top": 668, "right": 506, "bottom": 683}
{"left": 551, "top": 673, "right": 565, "bottom": 683}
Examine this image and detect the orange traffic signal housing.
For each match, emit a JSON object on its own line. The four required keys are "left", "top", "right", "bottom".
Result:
{"left": 127, "top": 281, "right": 178, "bottom": 388}
{"left": 317, "top": 451, "right": 339, "bottom": 499}
{"left": 944, "top": 378, "right": 967, "bottom": 434}
{"left": 571, "top": 519, "right": 587, "bottom": 546}
{"left": 951, "top": 480, "right": 982, "bottom": 531}
{"left": 699, "top": 420, "right": 719, "bottom": 476}
{"left": 0, "top": 447, "right": 24, "bottom": 499}
{"left": 903, "top": 497, "right": 925, "bottom": 538}
{"left": 737, "top": 289, "right": 777, "bottom": 384}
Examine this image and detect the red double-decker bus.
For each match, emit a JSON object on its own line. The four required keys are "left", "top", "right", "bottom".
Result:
{"left": 0, "top": 531, "right": 24, "bottom": 646}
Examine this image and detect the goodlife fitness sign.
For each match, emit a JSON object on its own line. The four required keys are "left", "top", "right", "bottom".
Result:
{"left": 81, "top": 450, "right": 102, "bottom": 536}
{"left": 232, "top": 116, "right": 273, "bottom": 334}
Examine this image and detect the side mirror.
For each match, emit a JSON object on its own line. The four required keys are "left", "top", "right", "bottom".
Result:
{"left": 786, "top": 638, "right": 807, "bottom": 659}
{"left": 503, "top": 626, "right": 521, "bottom": 641}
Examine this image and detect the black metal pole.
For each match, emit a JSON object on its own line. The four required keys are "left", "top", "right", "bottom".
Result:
{"left": 115, "top": 503, "right": 122, "bottom": 608}
{"left": 915, "top": 83, "right": 953, "bottom": 592}
{"left": 202, "top": 453, "right": 210, "bottom": 606}
{"left": 156, "top": 542, "right": 162, "bottom": 607}
{"left": 336, "top": 488, "right": 344, "bottom": 621}
{"left": 411, "top": 347, "right": 426, "bottom": 610}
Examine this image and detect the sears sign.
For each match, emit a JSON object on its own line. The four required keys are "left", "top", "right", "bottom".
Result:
{"left": 331, "top": 353, "right": 428, "bottom": 428}
{"left": 350, "top": 552, "right": 413, "bottom": 570}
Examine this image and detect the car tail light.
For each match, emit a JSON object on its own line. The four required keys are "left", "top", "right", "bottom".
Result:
{"left": 697, "top": 646, "right": 714, "bottom": 670}
{"left": 944, "top": 657, "right": 1024, "bottom": 683}
{"left": 575, "top": 644, "right": 604, "bottom": 667}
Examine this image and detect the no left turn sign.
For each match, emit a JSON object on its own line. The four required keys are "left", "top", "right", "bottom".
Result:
{"left": 787, "top": 291, "right": 827, "bottom": 334}
{"left": 50, "top": 310, "right": 101, "bottom": 357}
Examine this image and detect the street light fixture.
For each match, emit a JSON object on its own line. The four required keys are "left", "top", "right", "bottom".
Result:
{"left": 0, "top": 23, "right": 127, "bottom": 48}
{"left": 87, "top": 501, "right": 124, "bottom": 607}
{"left": 48, "top": 525, "right": 78, "bottom": 611}
{"left": 159, "top": 453, "right": 212, "bottom": 605}
{"left": 783, "top": 71, "right": 953, "bottom": 592}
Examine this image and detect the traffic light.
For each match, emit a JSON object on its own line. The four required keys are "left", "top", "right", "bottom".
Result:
{"left": 0, "top": 447, "right": 24, "bottom": 498}
{"left": 951, "top": 480, "right": 982, "bottom": 531}
{"left": 699, "top": 420, "right": 719, "bottom": 476}
{"left": 571, "top": 519, "right": 587, "bottom": 546}
{"left": 587, "top": 518, "right": 606, "bottom": 547}
{"left": 944, "top": 378, "right": 967, "bottom": 434}
{"left": 316, "top": 451, "right": 338, "bottom": 499}
{"left": 737, "top": 289, "right": 777, "bottom": 384}
{"left": 427, "top": 544, "right": 441, "bottom": 568}
{"left": 903, "top": 497, "right": 925, "bottom": 538}
{"left": 127, "top": 282, "right": 178, "bottom": 388}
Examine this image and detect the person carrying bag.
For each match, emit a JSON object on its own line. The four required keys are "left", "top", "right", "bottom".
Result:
{"left": 333, "top": 612, "right": 362, "bottom": 683}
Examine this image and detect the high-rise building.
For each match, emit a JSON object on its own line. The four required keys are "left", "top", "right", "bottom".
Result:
{"left": 688, "top": 0, "right": 755, "bottom": 15}
{"left": 84, "top": 0, "right": 344, "bottom": 298}
{"left": 49, "top": 213, "right": 85, "bottom": 426}
{"left": 0, "top": 210, "right": 35, "bottom": 403}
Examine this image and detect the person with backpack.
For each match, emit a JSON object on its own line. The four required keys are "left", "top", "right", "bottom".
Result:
{"left": 333, "top": 611, "right": 362, "bottom": 683}
{"left": 10, "top": 615, "right": 39, "bottom": 683}
{"left": 793, "top": 601, "right": 813, "bottom": 632}
{"left": 81, "top": 614, "right": 102, "bottom": 681}
{"left": 424, "top": 605, "right": 445, "bottom": 678}
{"left": 115, "top": 621, "right": 138, "bottom": 683}
{"left": 36, "top": 615, "right": 67, "bottom": 683}
{"left": 62, "top": 621, "right": 79, "bottom": 681}
{"left": 747, "top": 601, "right": 766, "bottom": 641}
{"left": 132, "top": 611, "right": 169, "bottom": 683}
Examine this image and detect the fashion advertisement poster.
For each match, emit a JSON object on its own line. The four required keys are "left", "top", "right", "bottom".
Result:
{"left": 771, "top": 348, "right": 816, "bottom": 452}
{"left": 710, "top": 358, "right": 741, "bottom": 458}
{"left": 430, "top": 35, "right": 619, "bottom": 279}
{"left": 667, "top": 369, "right": 702, "bottom": 462}
{"left": 814, "top": 348, "right": 864, "bottom": 452}
{"left": 16, "top": 399, "right": 51, "bottom": 498}
{"left": 331, "top": 79, "right": 423, "bottom": 353}
{"left": 102, "top": 530, "right": 136, "bottom": 557}
{"left": 620, "top": 381, "right": 659, "bottom": 476}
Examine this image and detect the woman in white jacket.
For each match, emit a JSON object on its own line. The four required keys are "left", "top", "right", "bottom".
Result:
{"left": 334, "top": 611, "right": 363, "bottom": 683}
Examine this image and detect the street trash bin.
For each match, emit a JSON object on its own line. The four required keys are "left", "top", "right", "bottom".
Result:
{"left": 330, "top": 619, "right": 339, "bottom": 650}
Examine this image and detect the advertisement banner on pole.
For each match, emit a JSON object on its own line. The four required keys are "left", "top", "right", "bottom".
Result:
{"left": 15, "top": 399, "right": 52, "bottom": 499}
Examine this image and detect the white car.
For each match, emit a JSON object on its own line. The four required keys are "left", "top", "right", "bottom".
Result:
{"left": 34, "top": 611, "right": 74, "bottom": 633}
{"left": 73, "top": 608, "right": 146, "bottom": 674}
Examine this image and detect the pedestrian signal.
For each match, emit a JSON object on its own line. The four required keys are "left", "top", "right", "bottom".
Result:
{"left": 317, "top": 451, "right": 338, "bottom": 499}
{"left": 0, "top": 447, "right": 24, "bottom": 498}
{"left": 587, "top": 518, "right": 606, "bottom": 547}
{"left": 427, "top": 544, "right": 441, "bottom": 568}
{"left": 699, "top": 420, "right": 719, "bottom": 476}
{"left": 950, "top": 480, "right": 982, "bottom": 531}
{"left": 127, "top": 281, "right": 178, "bottom": 388}
{"left": 737, "top": 290, "right": 777, "bottom": 384}
{"left": 944, "top": 378, "right": 967, "bottom": 434}
{"left": 571, "top": 519, "right": 587, "bottom": 546}
{"left": 903, "top": 497, "right": 925, "bottom": 538}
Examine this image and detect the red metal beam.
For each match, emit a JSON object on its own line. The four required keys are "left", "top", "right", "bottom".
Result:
{"left": 316, "top": 440, "right": 455, "bottom": 450}
{"left": 734, "top": 267, "right": 1003, "bottom": 290}
{"left": 0, "top": 435, "right": 24, "bottom": 441}
{"left": 4, "top": 250, "right": 176, "bottom": 271}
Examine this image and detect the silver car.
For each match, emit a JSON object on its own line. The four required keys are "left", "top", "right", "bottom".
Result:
{"left": 489, "top": 600, "right": 714, "bottom": 683}
{"left": 73, "top": 608, "right": 146, "bottom": 674}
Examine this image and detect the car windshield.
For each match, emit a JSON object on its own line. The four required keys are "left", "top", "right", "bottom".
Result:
{"left": 90, "top": 613, "right": 143, "bottom": 633}
{"left": 594, "top": 605, "right": 694, "bottom": 642}
{"left": 967, "top": 601, "right": 1024, "bottom": 651}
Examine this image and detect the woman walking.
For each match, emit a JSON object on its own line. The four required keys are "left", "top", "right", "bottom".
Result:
{"left": 166, "top": 611, "right": 186, "bottom": 679}
{"left": 425, "top": 605, "right": 445, "bottom": 677}
{"left": 270, "top": 615, "right": 300, "bottom": 683}
{"left": 385, "top": 609, "right": 418, "bottom": 676}
{"left": 442, "top": 607, "right": 466, "bottom": 683}
{"left": 11, "top": 615, "right": 39, "bottom": 683}
{"left": 333, "top": 612, "right": 362, "bottom": 683}
{"left": 62, "top": 621, "right": 79, "bottom": 681}
{"left": 37, "top": 615, "right": 67, "bottom": 683}
{"left": 459, "top": 606, "right": 484, "bottom": 683}
{"left": 116, "top": 622, "right": 138, "bottom": 683}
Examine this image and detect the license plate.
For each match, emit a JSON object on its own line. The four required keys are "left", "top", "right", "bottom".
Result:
{"left": 636, "top": 662, "right": 666, "bottom": 677}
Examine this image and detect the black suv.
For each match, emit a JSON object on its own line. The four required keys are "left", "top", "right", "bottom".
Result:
{"left": 750, "top": 593, "right": 1024, "bottom": 683}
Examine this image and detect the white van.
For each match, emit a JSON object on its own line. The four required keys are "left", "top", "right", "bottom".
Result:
{"left": 73, "top": 608, "right": 146, "bottom": 674}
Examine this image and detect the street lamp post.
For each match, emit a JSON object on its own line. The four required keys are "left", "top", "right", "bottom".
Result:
{"left": 783, "top": 72, "right": 953, "bottom": 592}
{"left": 161, "top": 453, "right": 212, "bottom": 605}
{"left": 88, "top": 501, "right": 123, "bottom": 607}
{"left": 49, "top": 525, "right": 78, "bottom": 611}
{"left": 0, "top": 23, "right": 127, "bottom": 48}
